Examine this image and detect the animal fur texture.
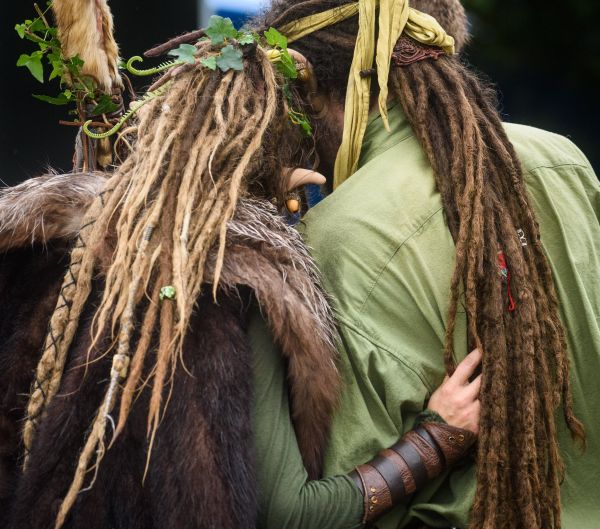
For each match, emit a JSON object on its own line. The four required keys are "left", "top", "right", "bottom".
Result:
{"left": 0, "top": 173, "right": 340, "bottom": 528}
{"left": 0, "top": 172, "right": 106, "bottom": 252}
{"left": 52, "top": 0, "right": 122, "bottom": 91}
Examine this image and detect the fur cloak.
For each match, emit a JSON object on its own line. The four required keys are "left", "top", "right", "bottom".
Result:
{"left": 0, "top": 173, "right": 340, "bottom": 529}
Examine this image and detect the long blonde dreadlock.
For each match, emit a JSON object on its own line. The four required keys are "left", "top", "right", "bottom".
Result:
{"left": 23, "top": 40, "right": 303, "bottom": 529}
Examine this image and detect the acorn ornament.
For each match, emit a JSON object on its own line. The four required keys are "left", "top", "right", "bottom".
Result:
{"left": 286, "top": 197, "right": 301, "bottom": 214}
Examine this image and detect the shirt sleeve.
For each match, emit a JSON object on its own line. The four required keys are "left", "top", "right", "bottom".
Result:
{"left": 329, "top": 321, "right": 476, "bottom": 529}
{"left": 248, "top": 309, "right": 364, "bottom": 529}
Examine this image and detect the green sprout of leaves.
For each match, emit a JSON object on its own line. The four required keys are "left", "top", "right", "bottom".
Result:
{"left": 264, "top": 27, "right": 311, "bottom": 136}
{"left": 198, "top": 16, "right": 257, "bottom": 74}
{"left": 15, "top": 1, "right": 117, "bottom": 121}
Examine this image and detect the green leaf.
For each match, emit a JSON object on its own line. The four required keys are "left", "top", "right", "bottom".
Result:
{"left": 33, "top": 92, "right": 71, "bottom": 105}
{"left": 160, "top": 286, "right": 177, "bottom": 301}
{"left": 15, "top": 23, "right": 26, "bottom": 39}
{"left": 201, "top": 56, "right": 217, "bottom": 71}
{"left": 48, "top": 64, "right": 62, "bottom": 80}
{"left": 47, "top": 50, "right": 63, "bottom": 80}
{"left": 264, "top": 27, "right": 288, "bottom": 50}
{"left": 238, "top": 32, "right": 256, "bottom": 46}
{"left": 66, "top": 55, "right": 85, "bottom": 76}
{"left": 92, "top": 94, "right": 119, "bottom": 115}
{"left": 205, "top": 15, "right": 239, "bottom": 45}
{"left": 216, "top": 45, "right": 244, "bottom": 72}
{"left": 28, "top": 18, "right": 47, "bottom": 33}
{"left": 168, "top": 43, "right": 197, "bottom": 64}
{"left": 277, "top": 51, "right": 298, "bottom": 80}
{"left": 17, "top": 52, "right": 44, "bottom": 83}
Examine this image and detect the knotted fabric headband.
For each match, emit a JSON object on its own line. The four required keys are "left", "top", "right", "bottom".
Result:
{"left": 279, "top": 1, "right": 455, "bottom": 189}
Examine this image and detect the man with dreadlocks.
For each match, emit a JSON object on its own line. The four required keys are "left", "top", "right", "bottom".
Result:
{"left": 256, "top": 0, "right": 600, "bottom": 528}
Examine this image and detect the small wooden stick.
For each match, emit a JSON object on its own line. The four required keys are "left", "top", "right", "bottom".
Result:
{"left": 144, "top": 30, "right": 206, "bottom": 58}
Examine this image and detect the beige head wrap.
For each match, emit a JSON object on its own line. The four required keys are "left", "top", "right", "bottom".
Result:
{"left": 279, "top": 1, "right": 455, "bottom": 188}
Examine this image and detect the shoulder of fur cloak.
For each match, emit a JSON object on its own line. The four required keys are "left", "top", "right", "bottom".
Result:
{"left": 0, "top": 172, "right": 107, "bottom": 252}
{"left": 0, "top": 172, "right": 340, "bottom": 478}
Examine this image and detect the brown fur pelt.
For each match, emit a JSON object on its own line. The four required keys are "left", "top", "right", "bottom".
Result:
{"left": 0, "top": 174, "right": 340, "bottom": 528}
{"left": 52, "top": 0, "right": 122, "bottom": 91}
{"left": 0, "top": 241, "right": 72, "bottom": 528}
{"left": 0, "top": 172, "right": 106, "bottom": 252}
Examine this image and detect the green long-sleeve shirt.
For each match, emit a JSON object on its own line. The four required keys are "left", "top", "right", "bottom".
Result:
{"left": 300, "top": 103, "right": 600, "bottom": 528}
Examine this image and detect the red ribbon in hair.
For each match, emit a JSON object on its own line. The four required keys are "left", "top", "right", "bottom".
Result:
{"left": 498, "top": 252, "right": 516, "bottom": 312}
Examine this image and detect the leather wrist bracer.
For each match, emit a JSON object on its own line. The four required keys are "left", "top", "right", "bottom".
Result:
{"left": 349, "top": 422, "right": 476, "bottom": 525}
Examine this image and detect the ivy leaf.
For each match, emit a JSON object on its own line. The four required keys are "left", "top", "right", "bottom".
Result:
{"left": 277, "top": 52, "right": 298, "bottom": 80}
{"left": 168, "top": 43, "right": 197, "bottom": 64}
{"left": 15, "top": 23, "right": 26, "bottom": 39}
{"left": 66, "top": 55, "right": 85, "bottom": 76}
{"left": 238, "top": 32, "right": 256, "bottom": 46}
{"left": 216, "top": 45, "right": 243, "bottom": 72}
{"left": 17, "top": 52, "right": 44, "bottom": 83}
{"left": 33, "top": 92, "right": 71, "bottom": 105}
{"left": 28, "top": 18, "right": 47, "bottom": 33}
{"left": 92, "top": 94, "right": 119, "bottom": 115}
{"left": 201, "top": 56, "right": 217, "bottom": 71}
{"left": 47, "top": 50, "right": 63, "bottom": 80}
{"left": 205, "top": 15, "right": 239, "bottom": 45}
{"left": 264, "top": 27, "right": 288, "bottom": 50}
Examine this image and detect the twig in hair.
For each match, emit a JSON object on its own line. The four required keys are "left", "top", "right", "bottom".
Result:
{"left": 144, "top": 29, "right": 206, "bottom": 58}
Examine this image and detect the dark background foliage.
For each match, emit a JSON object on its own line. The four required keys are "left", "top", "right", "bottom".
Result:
{"left": 462, "top": 0, "right": 599, "bottom": 172}
{"left": 1, "top": 0, "right": 598, "bottom": 185}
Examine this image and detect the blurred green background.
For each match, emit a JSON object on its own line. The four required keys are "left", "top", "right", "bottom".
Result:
{"left": 1, "top": 0, "right": 598, "bottom": 185}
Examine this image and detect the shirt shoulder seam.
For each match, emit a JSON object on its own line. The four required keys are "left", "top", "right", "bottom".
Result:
{"left": 525, "top": 161, "right": 590, "bottom": 173}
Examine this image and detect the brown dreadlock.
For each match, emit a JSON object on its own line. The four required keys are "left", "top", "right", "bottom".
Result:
{"left": 23, "top": 40, "right": 307, "bottom": 529}
{"left": 259, "top": 1, "right": 585, "bottom": 528}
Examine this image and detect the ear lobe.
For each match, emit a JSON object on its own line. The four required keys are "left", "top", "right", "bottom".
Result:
{"left": 288, "top": 48, "right": 326, "bottom": 116}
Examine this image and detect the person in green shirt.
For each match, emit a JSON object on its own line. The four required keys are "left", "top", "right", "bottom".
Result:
{"left": 257, "top": 0, "right": 600, "bottom": 528}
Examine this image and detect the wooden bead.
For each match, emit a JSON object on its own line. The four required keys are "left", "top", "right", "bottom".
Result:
{"left": 286, "top": 198, "right": 300, "bottom": 214}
